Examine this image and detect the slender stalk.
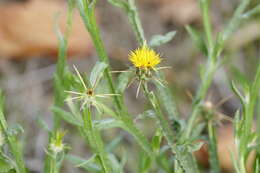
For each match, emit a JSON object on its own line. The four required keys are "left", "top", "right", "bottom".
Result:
{"left": 142, "top": 83, "right": 174, "bottom": 144}
{"left": 53, "top": 0, "right": 75, "bottom": 130}
{"left": 127, "top": 0, "right": 146, "bottom": 45}
{"left": 82, "top": 106, "right": 112, "bottom": 173}
{"left": 200, "top": 0, "right": 214, "bottom": 49}
{"left": 50, "top": 156, "right": 58, "bottom": 173}
{"left": 208, "top": 120, "right": 220, "bottom": 173}
{"left": 238, "top": 156, "right": 247, "bottom": 173}
{"left": 44, "top": 3, "right": 75, "bottom": 172}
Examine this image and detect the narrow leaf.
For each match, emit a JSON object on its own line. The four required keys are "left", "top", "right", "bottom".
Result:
{"left": 116, "top": 70, "right": 135, "bottom": 93}
{"left": 36, "top": 116, "right": 51, "bottom": 132}
{"left": 94, "top": 119, "right": 124, "bottom": 130}
{"left": 242, "top": 4, "right": 260, "bottom": 18}
{"left": 107, "top": 0, "right": 128, "bottom": 9}
{"left": 105, "top": 135, "right": 123, "bottom": 152}
{"left": 231, "top": 81, "right": 245, "bottom": 104}
{"left": 185, "top": 25, "right": 208, "bottom": 55}
{"left": 51, "top": 106, "right": 83, "bottom": 126}
{"left": 90, "top": 62, "right": 108, "bottom": 88}
{"left": 149, "top": 31, "right": 177, "bottom": 47}
{"left": 66, "top": 154, "right": 101, "bottom": 172}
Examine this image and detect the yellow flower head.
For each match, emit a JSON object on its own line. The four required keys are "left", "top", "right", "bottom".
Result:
{"left": 129, "top": 45, "right": 161, "bottom": 69}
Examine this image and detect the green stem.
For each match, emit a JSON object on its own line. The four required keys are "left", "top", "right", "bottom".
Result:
{"left": 238, "top": 60, "right": 260, "bottom": 172}
{"left": 208, "top": 120, "right": 220, "bottom": 173}
{"left": 53, "top": 1, "right": 74, "bottom": 130}
{"left": 82, "top": 106, "right": 111, "bottom": 173}
{"left": 50, "top": 155, "right": 59, "bottom": 173}
{"left": 142, "top": 83, "right": 174, "bottom": 145}
{"left": 141, "top": 83, "right": 173, "bottom": 172}
{"left": 0, "top": 109, "right": 27, "bottom": 173}
{"left": 127, "top": 0, "right": 146, "bottom": 45}
{"left": 200, "top": 0, "right": 214, "bottom": 50}
{"left": 239, "top": 156, "right": 247, "bottom": 173}
{"left": 8, "top": 140, "right": 27, "bottom": 173}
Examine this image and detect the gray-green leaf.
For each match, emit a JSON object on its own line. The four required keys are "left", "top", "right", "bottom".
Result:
{"left": 149, "top": 31, "right": 177, "bottom": 47}
{"left": 52, "top": 106, "right": 83, "bottom": 126}
{"left": 116, "top": 70, "right": 135, "bottom": 93}
{"left": 90, "top": 61, "right": 108, "bottom": 88}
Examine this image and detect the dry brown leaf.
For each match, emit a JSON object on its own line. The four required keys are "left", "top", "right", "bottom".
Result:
{"left": 0, "top": 0, "right": 93, "bottom": 59}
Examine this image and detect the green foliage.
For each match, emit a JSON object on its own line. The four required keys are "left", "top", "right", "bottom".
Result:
{"left": 231, "top": 61, "right": 260, "bottom": 173}
{"left": 0, "top": 156, "right": 14, "bottom": 173}
{"left": 0, "top": 0, "right": 259, "bottom": 172}
{"left": 44, "top": 1, "right": 75, "bottom": 172}
{"left": 66, "top": 154, "right": 101, "bottom": 172}
{"left": 0, "top": 90, "right": 27, "bottom": 173}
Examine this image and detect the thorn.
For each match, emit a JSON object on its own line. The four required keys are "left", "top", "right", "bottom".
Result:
{"left": 153, "top": 77, "right": 166, "bottom": 87}
{"left": 136, "top": 80, "right": 142, "bottom": 98}
{"left": 156, "top": 66, "right": 172, "bottom": 70}
{"left": 185, "top": 90, "right": 193, "bottom": 101}
{"left": 127, "top": 77, "right": 136, "bottom": 88}
{"left": 215, "top": 95, "right": 233, "bottom": 108}
{"left": 110, "top": 70, "right": 130, "bottom": 73}
{"left": 73, "top": 65, "right": 87, "bottom": 90}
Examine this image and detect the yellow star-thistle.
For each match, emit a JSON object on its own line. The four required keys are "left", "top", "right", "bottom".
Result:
{"left": 129, "top": 45, "right": 161, "bottom": 69}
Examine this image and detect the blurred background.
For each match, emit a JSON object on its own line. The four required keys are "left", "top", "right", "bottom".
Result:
{"left": 0, "top": 0, "right": 259, "bottom": 172}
